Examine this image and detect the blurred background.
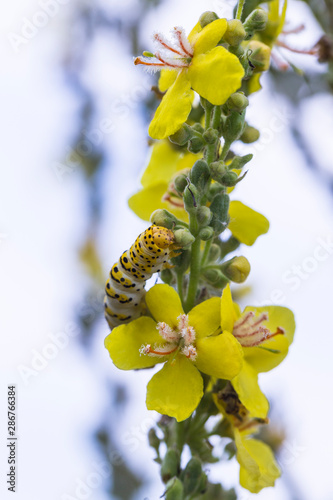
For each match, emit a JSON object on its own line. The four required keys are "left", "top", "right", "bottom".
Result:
{"left": 0, "top": 0, "right": 332, "bottom": 499}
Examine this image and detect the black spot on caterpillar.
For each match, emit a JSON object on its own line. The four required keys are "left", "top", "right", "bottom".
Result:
{"left": 104, "top": 225, "right": 175, "bottom": 329}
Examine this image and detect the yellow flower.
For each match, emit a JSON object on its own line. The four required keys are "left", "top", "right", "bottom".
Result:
{"left": 221, "top": 284, "right": 295, "bottom": 418}
{"left": 129, "top": 141, "right": 269, "bottom": 246}
{"left": 135, "top": 20, "right": 245, "bottom": 139}
{"left": 214, "top": 382, "right": 280, "bottom": 493}
{"left": 104, "top": 284, "right": 243, "bottom": 422}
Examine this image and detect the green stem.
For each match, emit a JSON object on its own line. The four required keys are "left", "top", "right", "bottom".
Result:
{"left": 185, "top": 236, "right": 201, "bottom": 313}
{"left": 236, "top": 0, "right": 246, "bottom": 20}
{"left": 220, "top": 139, "right": 231, "bottom": 161}
{"left": 201, "top": 239, "right": 212, "bottom": 267}
{"left": 176, "top": 271, "right": 185, "bottom": 308}
{"left": 205, "top": 105, "right": 212, "bottom": 129}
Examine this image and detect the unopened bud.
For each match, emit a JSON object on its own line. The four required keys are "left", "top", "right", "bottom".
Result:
{"left": 197, "top": 206, "right": 212, "bottom": 227}
{"left": 208, "top": 243, "right": 221, "bottom": 262}
{"left": 151, "top": 209, "right": 178, "bottom": 229}
{"left": 188, "top": 136, "right": 205, "bottom": 154}
{"left": 210, "top": 193, "right": 230, "bottom": 234}
{"left": 240, "top": 125, "right": 260, "bottom": 143}
{"left": 220, "top": 170, "right": 239, "bottom": 187}
{"left": 207, "top": 182, "right": 224, "bottom": 200}
{"left": 183, "top": 458, "right": 203, "bottom": 496}
{"left": 191, "top": 123, "right": 205, "bottom": 134}
{"left": 229, "top": 153, "right": 253, "bottom": 169}
{"left": 209, "top": 161, "right": 227, "bottom": 183}
{"left": 172, "top": 249, "right": 191, "bottom": 273}
{"left": 199, "top": 226, "right": 214, "bottom": 241}
{"left": 169, "top": 124, "right": 192, "bottom": 145}
{"left": 224, "top": 110, "right": 246, "bottom": 143}
{"left": 248, "top": 41, "right": 271, "bottom": 72}
{"left": 174, "top": 174, "right": 188, "bottom": 194}
{"left": 244, "top": 9, "right": 268, "bottom": 37}
{"left": 161, "top": 449, "right": 180, "bottom": 483}
{"left": 190, "top": 160, "right": 210, "bottom": 194}
{"left": 227, "top": 92, "right": 249, "bottom": 112}
{"left": 183, "top": 183, "right": 198, "bottom": 212}
{"left": 199, "top": 11, "right": 219, "bottom": 28}
{"left": 203, "top": 127, "right": 219, "bottom": 144}
{"left": 221, "top": 256, "right": 251, "bottom": 283}
{"left": 203, "top": 268, "right": 225, "bottom": 284}
{"left": 174, "top": 228, "right": 196, "bottom": 248}
{"left": 148, "top": 427, "right": 161, "bottom": 452}
{"left": 223, "top": 19, "right": 246, "bottom": 46}
{"left": 160, "top": 268, "right": 174, "bottom": 285}
{"left": 165, "top": 477, "right": 184, "bottom": 500}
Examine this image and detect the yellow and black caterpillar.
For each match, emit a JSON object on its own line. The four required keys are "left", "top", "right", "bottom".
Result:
{"left": 104, "top": 225, "right": 175, "bottom": 329}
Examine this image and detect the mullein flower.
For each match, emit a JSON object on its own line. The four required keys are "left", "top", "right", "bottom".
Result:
{"left": 104, "top": 284, "right": 243, "bottom": 422}
{"left": 221, "top": 284, "right": 295, "bottom": 418}
{"left": 214, "top": 383, "right": 280, "bottom": 493}
{"left": 135, "top": 20, "right": 245, "bottom": 139}
{"left": 128, "top": 142, "right": 269, "bottom": 246}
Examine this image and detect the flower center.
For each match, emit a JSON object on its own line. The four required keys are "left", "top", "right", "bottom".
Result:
{"left": 134, "top": 27, "right": 194, "bottom": 72}
{"left": 140, "top": 314, "right": 197, "bottom": 361}
{"left": 232, "top": 311, "right": 285, "bottom": 347}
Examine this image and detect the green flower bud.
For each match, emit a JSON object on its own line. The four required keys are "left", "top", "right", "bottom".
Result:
{"left": 191, "top": 123, "right": 205, "bottom": 134}
{"left": 240, "top": 125, "right": 260, "bottom": 143}
{"left": 150, "top": 209, "right": 178, "bottom": 229}
{"left": 244, "top": 9, "right": 268, "bottom": 38}
{"left": 229, "top": 153, "right": 253, "bottom": 169}
{"left": 210, "top": 193, "right": 230, "bottom": 234}
{"left": 227, "top": 92, "right": 249, "bottom": 112}
{"left": 220, "top": 235, "right": 240, "bottom": 258}
{"left": 224, "top": 110, "right": 246, "bottom": 143}
{"left": 199, "top": 226, "right": 214, "bottom": 241}
{"left": 174, "top": 173, "right": 188, "bottom": 194}
{"left": 221, "top": 256, "right": 251, "bottom": 283}
{"left": 208, "top": 243, "right": 221, "bottom": 262}
{"left": 207, "top": 182, "right": 224, "bottom": 200}
{"left": 183, "top": 183, "right": 198, "bottom": 212}
{"left": 199, "top": 11, "right": 219, "bottom": 28}
{"left": 190, "top": 160, "right": 210, "bottom": 194}
{"left": 203, "top": 268, "right": 225, "bottom": 284}
{"left": 209, "top": 161, "right": 227, "bottom": 183}
{"left": 183, "top": 457, "right": 203, "bottom": 495}
{"left": 172, "top": 249, "right": 191, "bottom": 273}
{"left": 173, "top": 228, "right": 196, "bottom": 248}
{"left": 161, "top": 449, "right": 180, "bottom": 484}
{"left": 220, "top": 170, "right": 239, "bottom": 187}
{"left": 165, "top": 478, "right": 184, "bottom": 500}
{"left": 160, "top": 268, "right": 174, "bottom": 285}
{"left": 197, "top": 206, "right": 212, "bottom": 227}
{"left": 203, "top": 127, "right": 219, "bottom": 144}
{"left": 148, "top": 427, "right": 160, "bottom": 453}
{"left": 223, "top": 19, "right": 246, "bottom": 46}
{"left": 188, "top": 136, "right": 205, "bottom": 154}
{"left": 247, "top": 40, "right": 271, "bottom": 72}
{"left": 169, "top": 124, "right": 192, "bottom": 145}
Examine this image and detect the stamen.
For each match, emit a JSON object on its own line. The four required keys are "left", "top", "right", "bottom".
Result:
{"left": 177, "top": 314, "right": 189, "bottom": 331}
{"left": 153, "top": 32, "right": 185, "bottom": 56}
{"left": 271, "top": 50, "right": 289, "bottom": 71}
{"left": 276, "top": 40, "right": 317, "bottom": 55}
{"left": 182, "top": 326, "right": 196, "bottom": 346}
{"left": 173, "top": 27, "right": 194, "bottom": 57}
{"left": 141, "top": 343, "right": 178, "bottom": 357}
{"left": 162, "top": 193, "right": 185, "bottom": 208}
{"left": 182, "top": 345, "right": 197, "bottom": 360}
{"left": 233, "top": 311, "right": 255, "bottom": 331}
{"left": 155, "top": 52, "right": 188, "bottom": 69}
{"left": 157, "top": 322, "right": 179, "bottom": 342}
{"left": 282, "top": 24, "right": 305, "bottom": 35}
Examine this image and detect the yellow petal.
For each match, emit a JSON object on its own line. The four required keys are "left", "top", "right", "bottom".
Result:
{"left": 243, "top": 305, "right": 295, "bottom": 372}
{"left": 188, "top": 297, "right": 221, "bottom": 338}
{"left": 247, "top": 73, "right": 262, "bottom": 94}
{"left": 146, "top": 355, "right": 203, "bottom": 421}
{"left": 188, "top": 46, "right": 244, "bottom": 105}
{"left": 128, "top": 182, "right": 170, "bottom": 221}
{"left": 229, "top": 201, "right": 269, "bottom": 246}
{"left": 234, "top": 429, "right": 280, "bottom": 493}
{"left": 232, "top": 361, "right": 269, "bottom": 419}
{"left": 196, "top": 331, "right": 243, "bottom": 380}
{"left": 145, "top": 284, "right": 184, "bottom": 328}
{"left": 104, "top": 317, "right": 165, "bottom": 370}
{"left": 193, "top": 19, "right": 227, "bottom": 55}
{"left": 277, "top": 0, "right": 288, "bottom": 37}
{"left": 141, "top": 141, "right": 181, "bottom": 188}
{"left": 158, "top": 69, "right": 178, "bottom": 92}
{"left": 221, "top": 284, "right": 238, "bottom": 332}
{"left": 148, "top": 72, "right": 193, "bottom": 140}
{"left": 188, "top": 21, "right": 202, "bottom": 45}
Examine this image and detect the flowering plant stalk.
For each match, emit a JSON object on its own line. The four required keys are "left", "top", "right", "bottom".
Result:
{"left": 104, "top": 2, "right": 299, "bottom": 497}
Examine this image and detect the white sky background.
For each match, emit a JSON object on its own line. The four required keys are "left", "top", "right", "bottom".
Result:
{"left": 0, "top": 1, "right": 333, "bottom": 499}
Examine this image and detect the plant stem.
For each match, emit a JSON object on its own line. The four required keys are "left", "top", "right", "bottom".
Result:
{"left": 185, "top": 236, "right": 201, "bottom": 312}
{"left": 201, "top": 239, "right": 212, "bottom": 267}
{"left": 220, "top": 139, "right": 231, "bottom": 161}
{"left": 205, "top": 105, "right": 212, "bottom": 129}
{"left": 176, "top": 271, "right": 185, "bottom": 307}
{"left": 236, "top": 0, "right": 246, "bottom": 20}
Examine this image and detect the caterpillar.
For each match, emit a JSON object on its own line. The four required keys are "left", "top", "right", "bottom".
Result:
{"left": 104, "top": 225, "right": 175, "bottom": 329}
